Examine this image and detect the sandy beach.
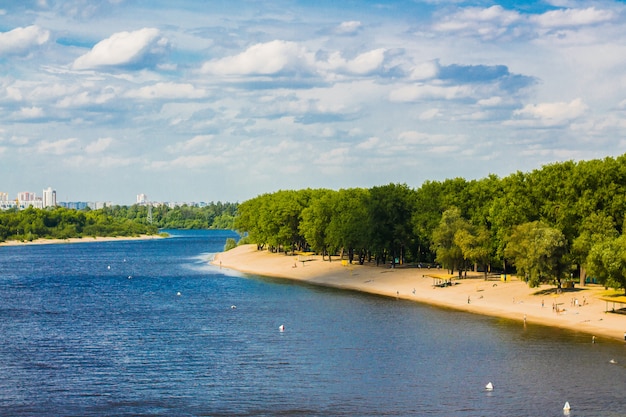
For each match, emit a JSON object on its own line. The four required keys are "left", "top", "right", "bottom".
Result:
{"left": 214, "top": 244, "right": 626, "bottom": 342}
{"left": 0, "top": 234, "right": 163, "bottom": 247}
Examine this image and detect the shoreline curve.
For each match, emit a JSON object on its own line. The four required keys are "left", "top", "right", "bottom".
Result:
{"left": 213, "top": 244, "right": 626, "bottom": 343}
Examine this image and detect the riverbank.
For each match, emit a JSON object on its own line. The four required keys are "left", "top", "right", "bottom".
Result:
{"left": 213, "top": 244, "right": 626, "bottom": 342}
{"left": 0, "top": 234, "right": 164, "bottom": 247}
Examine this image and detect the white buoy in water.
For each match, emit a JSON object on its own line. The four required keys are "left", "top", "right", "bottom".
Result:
{"left": 278, "top": 324, "right": 285, "bottom": 332}
{"left": 485, "top": 382, "right": 494, "bottom": 391}
{"left": 176, "top": 291, "right": 181, "bottom": 296}
{"left": 231, "top": 305, "right": 237, "bottom": 309}
{"left": 610, "top": 358, "right": 617, "bottom": 364}
{"left": 563, "top": 401, "right": 571, "bottom": 413}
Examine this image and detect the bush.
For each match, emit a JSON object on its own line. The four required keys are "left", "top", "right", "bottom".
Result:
{"left": 224, "top": 237, "right": 237, "bottom": 251}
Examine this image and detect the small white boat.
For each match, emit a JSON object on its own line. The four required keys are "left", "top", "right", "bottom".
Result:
{"left": 563, "top": 401, "right": 571, "bottom": 414}
{"left": 485, "top": 382, "right": 494, "bottom": 391}
{"left": 278, "top": 324, "right": 285, "bottom": 332}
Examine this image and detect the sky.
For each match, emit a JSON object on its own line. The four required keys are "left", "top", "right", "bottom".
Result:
{"left": 1, "top": 0, "right": 626, "bottom": 204}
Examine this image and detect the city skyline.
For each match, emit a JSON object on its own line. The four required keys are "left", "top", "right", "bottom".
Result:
{"left": 2, "top": 1, "right": 626, "bottom": 204}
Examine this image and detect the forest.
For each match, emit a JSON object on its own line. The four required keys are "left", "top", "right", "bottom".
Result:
{"left": 0, "top": 201, "right": 238, "bottom": 242}
{"left": 234, "top": 154, "right": 626, "bottom": 293}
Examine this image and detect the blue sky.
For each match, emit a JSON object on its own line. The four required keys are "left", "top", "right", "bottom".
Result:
{"left": 1, "top": 0, "right": 625, "bottom": 204}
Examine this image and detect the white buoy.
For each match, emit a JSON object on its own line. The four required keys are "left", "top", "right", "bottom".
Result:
{"left": 107, "top": 265, "right": 111, "bottom": 270}
{"left": 563, "top": 401, "right": 571, "bottom": 413}
{"left": 485, "top": 382, "right": 494, "bottom": 391}
{"left": 278, "top": 324, "right": 285, "bottom": 332}
{"left": 610, "top": 358, "right": 617, "bottom": 364}
{"left": 176, "top": 291, "right": 181, "bottom": 296}
{"left": 231, "top": 305, "right": 237, "bottom": 309}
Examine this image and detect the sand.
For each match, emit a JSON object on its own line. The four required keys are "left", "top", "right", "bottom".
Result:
{"left": 213, "top": 244, "right": 626, "bottom": 342}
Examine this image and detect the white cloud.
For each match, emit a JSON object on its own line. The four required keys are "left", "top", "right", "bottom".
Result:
{"left": 319, "top": 49, "right": 387, "bottom": 75}
{"left": 419, "top": 108, "right": 442, "bottom": 120}
{"left": 72, "top": 28, "right": 169, "bottom": 70}
{"left": 533, "top": 7, "right": 616, "bottom": 28}
{"left": 335, "top": 21, "right": 362, "bottom": 35}
{"left": 512, "top": 98, "right": 588, "bottom": 126}
{"left": 389, "top": 83, "right": 473, "bottom": 102}
{"left": 477, "top": 96, "right": 502, "bottom": 106}
{"left": 0, "top": 25, "right": 49, "bottom": 55}
{"left": 356, "top": 136, "right": 380, "bottom": 150}
{"left": 201, "top": 40, "right": 314, "bottom": 76}
{"left": 14, "top": 106, "right": 44, "bottom": 119}
{"left": 125, "top": 82, "right": 207, "bottom": 99}
{"left": 433, "top": 6, "right": 521, "bottom": 39}
{"left": 410, "top": 61, "right": 439, "bottom": 80}
{"left": 166, "top": 135, "right": 214, "bottom": 153}
{"left": 85, "top": 137, "right": 114, "bottom": 154}
{"left": 37, "top": 138, "right": 78, "bottom": 155}
{"left": 56, "top": 87, "right": 118, "bottom": 108}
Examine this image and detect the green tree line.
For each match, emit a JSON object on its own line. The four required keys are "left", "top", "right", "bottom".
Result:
{"left": 234, "top": 154, "right": 626, "bottom": 293}
{"left": 103, "top": 202, "right": 238, "bottom": 229}
{"left": 0, "top": 206, "right": 159, "bottom": 241}
{"left": 0, "top": 201, "right": 238, "bottom": 242}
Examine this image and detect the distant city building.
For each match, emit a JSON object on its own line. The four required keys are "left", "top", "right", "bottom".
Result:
{"left": 137, "top": 194, "right": 148, "bottom": 205}
{"left": 43, "top": 187, "right": 57, "bottom": 208}
{"left": 59, "top": 202, "right": 90, "bottom": 210}
{"left": 18, "top": 191, "right": 36, "bottom": 202}
{"left": 16, "top": 191, "right": 42, "bottom": 209}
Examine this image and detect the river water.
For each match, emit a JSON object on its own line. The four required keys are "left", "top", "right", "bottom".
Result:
{"left": 1, "top": 230, "right": 624, "bottom": 416}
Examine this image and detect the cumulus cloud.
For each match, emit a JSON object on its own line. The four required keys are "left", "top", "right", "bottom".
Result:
{"left": 389, "top": 83, "right": 473, "bottom": 102}
{"left": 202, "top": 40, "right": 390, "bottom": 78}
{"left": 433, "top": 5, "right": 521, "bottom": 39}
{"left": 85, "top": 137, "right": 114, "bottom": 154}
{"left": 14, "top": 106, "right": 44, "bottom": 119}
{"left": 201, "top": 40, "right": 314, "bottom": 76}
{"left": 533, "top": 7, "right": 616, "bottom": 28}
{"left": 410, "top": 61, "right": 439, "bottom": 80}
{"left": 512, "top": 98, "right": 588, "bottom": 126}
{"left": 334, "top": 21, "right": 362, "bottom": 35}
{"left": 72, "top": 28, "right": 169, "bottom": 70}
{"left": 125, "top": 82, "right": 207, "bottom": 99}
{"left": 166, "top": 135, "right": 214, "bottom": 153}
{"left": 0, "top": 25, "right": 50, "bottom": 55}
{"left": 318, "top": 49, "right": 387, "bottom": 75}
{"left": 37, "top": 138, "right": 79, "bottom": 155}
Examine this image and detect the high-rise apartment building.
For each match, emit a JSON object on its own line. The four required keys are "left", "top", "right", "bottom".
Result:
{"left": 43, "top": 187, "right": 57, "bottom": 208}
{"left": 137, "top": 194, "right": 148, "bottom": 205}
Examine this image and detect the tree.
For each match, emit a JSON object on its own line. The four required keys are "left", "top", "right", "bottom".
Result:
{"left": 368, "top": 183, "right": 416, "bottom": 265}
{"left": 571, "top": 212, "right": 618, "bottom": 284}
{"left": 299, "top": 190, "right": 335, "bottom": 259}
{"left": 587, "top": 234, "right": 626, "bottom": 294}
{"left": 455, "top": 224, "right": 492, "bottom": 279}
{"left": 504, "top": 221, "right": 568, "bottom": 288}
{"left": 326, "top": 188, "right": 370, "bottom": 263}
{"left": 431, "top": 207, "right": 468, "bottom": 275}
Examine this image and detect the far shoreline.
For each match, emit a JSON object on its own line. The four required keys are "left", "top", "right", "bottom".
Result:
{"left": 0, "top": 234, "right": 165, "bottom": 247}
{"left": 213, "top": 244, "right": 626, "bottom": 343}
